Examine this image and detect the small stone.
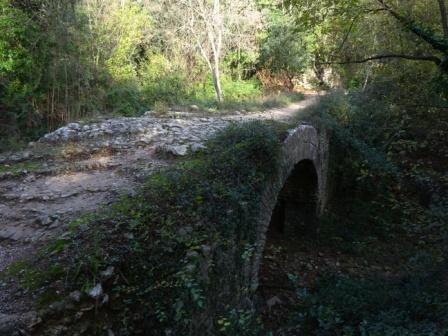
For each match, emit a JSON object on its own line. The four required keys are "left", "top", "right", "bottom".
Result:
{"left": 49, "top": 301, "right": 68, "bottom": 314}
{"left": 157, "top": 144, "right": 188, "bottom": 156}
{"left": 100, "top": 266, "right": 115, "bottom": 280}
{"left": 24, "top": 174, "right": 36, "bottom": 183}
{"left": 190, "top": 143, "right": 206, "bottom": 153}
{"left": 36, "top": 215, "right": 52, "bottom": 227}
{"left": 87, "top": 283, "right": 103, "bottom": 300}
{"left": 267, "top": 296, "right": 282, "bottom": 310}
{"left": 101, "top": 294, "right": 109, "bottom": 306}
{"left": 49, "top": 325, "right": 68, "bottom": 335}
{"left": 186, "top": 251, "right": 199, "bottom": 259}
{"left": 69, "top": 291, "right": 82, "bottom": 303}
{"left": 68, "top": 123, "right": 81, "bottom": 130}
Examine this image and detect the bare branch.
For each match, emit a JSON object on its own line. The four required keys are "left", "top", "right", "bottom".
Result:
{"left": 337, "top": 15, "right": 358, "bottom": 54}
{"left": 318, "top": 53, "right": 442, "bottom": 65}
{"left": 376, "top": 0, "right": 448, "bottom": 55}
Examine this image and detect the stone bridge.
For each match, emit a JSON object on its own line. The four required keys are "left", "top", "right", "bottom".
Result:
{"left": 0, "top": 96, "right": 329, "bottom": 332}
{"left": 251, "top": 124, "right": 329, "bottom": 290}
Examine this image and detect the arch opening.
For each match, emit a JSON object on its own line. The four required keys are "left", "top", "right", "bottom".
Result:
{"left": 258, "top": 159, "right": 319, "bottom": 325}
{"left": 268, "top": 159, "right": 319, "bottom": 239}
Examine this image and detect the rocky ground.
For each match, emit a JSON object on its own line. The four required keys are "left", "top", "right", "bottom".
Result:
{"left": 0, "top": 95, "right": 319, "bottom": 334}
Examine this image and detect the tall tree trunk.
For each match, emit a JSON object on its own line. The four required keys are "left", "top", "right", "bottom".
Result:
{"left": 438, "top": 0, "right": 448, "bottom": 39}
{"left": 212, "top": 62, "right": 223, "bottom": 103}
{"left": 212, "top": 53, "right": 223, "bottom": 103}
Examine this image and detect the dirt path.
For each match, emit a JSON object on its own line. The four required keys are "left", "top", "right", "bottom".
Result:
{"left": 0, "top": 94, "right": 319, "bottom": 332}
{"left": 235, "top": 94, "right": 320, "bottom": 121}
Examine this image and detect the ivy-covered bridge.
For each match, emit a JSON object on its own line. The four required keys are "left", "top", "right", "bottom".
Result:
{"left": 0, "top": 99, "right": 330, "bottom": 335}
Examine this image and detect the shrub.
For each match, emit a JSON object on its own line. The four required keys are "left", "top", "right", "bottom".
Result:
{"left": 153, "top": 100, "right": 169, "bottom": 115}
{"left": 105, "top": 80, "right": 143, "bottom": 116}
{"left": 294, "top": 92, "right": 400, "bottom": 241}
{"left": 191, "top": 75, "right": 263, "bottom": 108}
{"left": 291, "top": 255, "right": 448, "bottom": 335}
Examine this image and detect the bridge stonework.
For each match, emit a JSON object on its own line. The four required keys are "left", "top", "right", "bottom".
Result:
{"left": 250, "top": 124, "right": 329, "bottom": 290}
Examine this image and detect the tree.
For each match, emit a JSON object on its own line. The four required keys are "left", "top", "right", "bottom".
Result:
{"left": 0, "top": 0, "right": 41, "bottom": 136}
{"left": 177, "top": 0, "right": 260, "bottom": 103}
{"left": 259, "top": 8, "right": 310, "bottom": 90}
{"left": 288, "top": 0, "right": 448, "bottom": 73}
{"left": 374, "top": 0, "right": 448, "bottom": 70}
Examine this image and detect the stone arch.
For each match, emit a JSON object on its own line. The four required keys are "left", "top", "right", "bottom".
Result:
{"left": 268, "top": 159, "right": 319, "bottom": 238}
{"left": 250, "top": 124, "right": 329, "bottom": 290}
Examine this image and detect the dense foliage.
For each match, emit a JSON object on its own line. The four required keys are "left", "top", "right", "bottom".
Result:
{"left": 294, "top": 257, "right": 448, "bottom": 335}
{"left": 291, "top": 89, "right": 448, "bottom": 335}
{"left": 274, "top": 2, "right": 448, "bottom": 332}
{"left": 0, "top": 0, "right": 305, "bottom": 147}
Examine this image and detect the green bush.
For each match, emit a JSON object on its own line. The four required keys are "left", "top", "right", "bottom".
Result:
{"left": 294, "top": 92, "right": 400, "bottom": 242}
{"left": 191, "top": 75, "right": 263, "bottom": 108}
{"left": 222, "top": 77, "right": 262, "bottom": 101}
{"left": 140, "top": 56, "right": 193, "bottom": 107}
{"left": 0, "top": 0, "right": 44, "bottom": 138}
{"left": 105, "top": 80, "right": 143, "bottom": 116}
{"left": 291, "top": 255, "right": 448, "bottom": 335}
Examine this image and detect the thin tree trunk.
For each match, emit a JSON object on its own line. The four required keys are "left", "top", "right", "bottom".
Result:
{"left": 65, "top": 63, "right": 69, "bottom": 121}
{"left": 212, "top": 62, "right": 223, "bottom": 103}
{"left": 286, "top": 74, "right": 295, "bottom": 91}
{"left": 438, "top": 0, "right": 448, "bottom": 39}
{"left": 362, "top": 66, "right": 371, "bottom": 91}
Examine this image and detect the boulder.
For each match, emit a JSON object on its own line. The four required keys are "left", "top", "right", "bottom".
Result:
{"left": 157, "top": 144, "right": 189, "bottom": 157}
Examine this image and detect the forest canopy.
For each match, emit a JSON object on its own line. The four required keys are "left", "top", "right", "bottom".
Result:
{"left": 1, "top": 0, "right": 446, "bottom": 145}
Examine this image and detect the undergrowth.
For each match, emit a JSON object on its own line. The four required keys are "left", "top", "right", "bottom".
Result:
{"left": 288, "top": 91, "right": 448, "bottom": 335}
{"left": 0, "top": 161, "right": 43, "bottom": 176}
{"left": 18, "top": 121, "right": 283, "bottom": 335}
{"left": 290, "top": 254, "right": 448, "bottom": 335}
{"left": 6, "top": 91, "right": 447, "bottom": 335}
{"left": 295, "top": 91, "right": 448, "bottom": 247}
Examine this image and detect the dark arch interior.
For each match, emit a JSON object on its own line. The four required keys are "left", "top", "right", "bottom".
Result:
{"left": 259, "top": 159, "right": 319, "bottom": 327}
{"left": 268, "top": 159, "right": 319, "bottom": 238}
